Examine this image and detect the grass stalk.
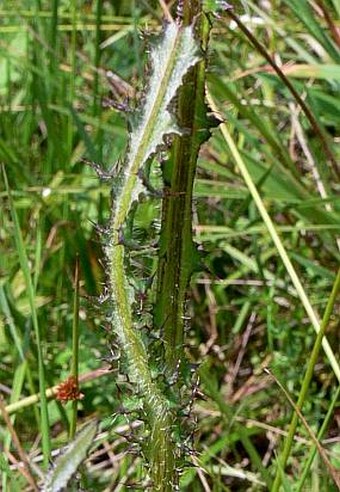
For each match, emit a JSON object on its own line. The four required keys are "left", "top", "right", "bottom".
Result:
{"left": 226, "top": 10, "right": 340, "bottom": 181}
{"left": 267, "top": 368, "right": 340, "bottom": 489}
{"left": 70, "top": 255, "right": 80, "bottom": 440}
{"left": 93, "top": 0, "right": 103, "bottom": 118}
{"left": 67, "top": 0, "right": 77, "bottom": 154}
{"left": 297, "top": 384, "right": 340, "bottom": 491}
{"left": 206, "top": 92, "right": 340, "bottom": 384}
{"left": 272, "top": 267, "right": 340, "bottom": 491}
{"left": 2, "top": 164, "right": 51, "bottom": 467}
{"left": 315, "top": 0, "right": 340, "bottom": 47}
{"left": 50, "top": 0, "right": 59, "bottom": 57}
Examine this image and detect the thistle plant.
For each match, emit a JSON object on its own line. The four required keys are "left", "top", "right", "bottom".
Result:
{"left": 99, "top": 1, "right": 215, "bottom": 489}
{"left": 2, "top": 1, "right": 340, "bottom": 490}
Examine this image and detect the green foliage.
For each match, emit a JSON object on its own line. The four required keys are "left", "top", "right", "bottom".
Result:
{"left": 0, "top": 0, "right": 339, "bottom": 490}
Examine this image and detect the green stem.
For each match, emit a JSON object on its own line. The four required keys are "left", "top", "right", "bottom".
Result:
{"left": 49, "top": 0, "right": 59, "bottom": 86}
{"left": 68, "top": 0, "right": 77, "bottom": 154}
{"left": 155, "top": 3, "right": 210, "bottom": 374}
{"left": 272, "top": 268, "right": 340, "bottom": 491}
{"left": 93, "top": 0, "right": 102, "bottom": 118}
{"left": 296, "top": 384, "right": 340, "bottom": 491}
{"left": 70, "top": 256, "right": 80, "bottom": 440}
{"left": 109, "top": 242, "right": 177, "bottom": 489}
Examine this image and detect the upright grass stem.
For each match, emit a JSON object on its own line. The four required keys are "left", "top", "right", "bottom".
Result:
{"left": 2, "top": 165, "right": 51, "bottom": 467}
{"left": 206, "top": 92, "right": 340, "bottom": 384}
{"left": 272, "top": 268, "right": 340, "bottom": 491}
{"left": 93, "top": 0, "right": 103, "bottom": 118}
{"left": 67, "top": 0, "right": 77, "bottom": 154}
{"left": 70, "top": 256, "right": 80, "bottom": 440}
{"left": 297, "top": 385, "right": 340, "bottom": 491}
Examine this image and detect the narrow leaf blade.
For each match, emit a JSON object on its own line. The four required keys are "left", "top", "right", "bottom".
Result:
{"left": 43, "top": 421, "right": 97, "bottom": 492}
{"left": 112, "top": 22, "right": 201, "bottom": 230}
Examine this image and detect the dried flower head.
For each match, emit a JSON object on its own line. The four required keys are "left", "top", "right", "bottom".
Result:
{"left": 56, "top": 376, "right": 84, "bottom": 402}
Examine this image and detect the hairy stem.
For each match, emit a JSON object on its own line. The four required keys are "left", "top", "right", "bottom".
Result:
{"left": 106, "top": 18, "right": 202, "bottom": 490}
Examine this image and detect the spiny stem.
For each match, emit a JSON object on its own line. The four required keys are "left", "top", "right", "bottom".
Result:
{"left": 106, "top": 19, "right": 202, "bottom": 489}
{"left": 155, "top": 4, "right": 211, "bottom": 374}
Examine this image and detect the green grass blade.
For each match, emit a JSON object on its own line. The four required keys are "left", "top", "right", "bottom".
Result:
{"left": 272, "top": 268, "right": 340, "bottom": 491}
{"left": 70, "top": 256, "right": 80, "bottom": 440}
{"left": 297, "top": 385, "right": 340, "bottom": 491}
{"left": 282, "top": 0, "right": 340, "bottom": 62}
{"left": 2, "top": 164, "right": 51, "bottom": 467}
{"left": 206, "top": 92, "right": 340, "bottom": 384}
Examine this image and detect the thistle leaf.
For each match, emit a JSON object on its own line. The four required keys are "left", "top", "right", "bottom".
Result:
{"left": 107, "top": 20, "right": 201, "bottom": 390}
{"left": 105, "top": 21, "right": 202, "bottom": 490}
{"left": 43, "top": 421, "right": 97, "bottom": 492}
{"left": 111, "top": 21, "right": 201, "bottom": 231}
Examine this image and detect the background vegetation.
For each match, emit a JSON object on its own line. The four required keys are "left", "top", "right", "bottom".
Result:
{"left": 0, "top": 0, "right": 339, "bottom": 490}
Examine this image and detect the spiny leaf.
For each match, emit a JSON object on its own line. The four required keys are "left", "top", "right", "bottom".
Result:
{"left": 105, "top": 21, "right": 202, "bottom": 489}
{"left": 111, "top": 21, "right": 201, "bottom": 232}
{"left": 42, "top": 421, "right": 97, "bottom": 492}
{"left": 107, "top": 20, "right": 201, "bottom": 388}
